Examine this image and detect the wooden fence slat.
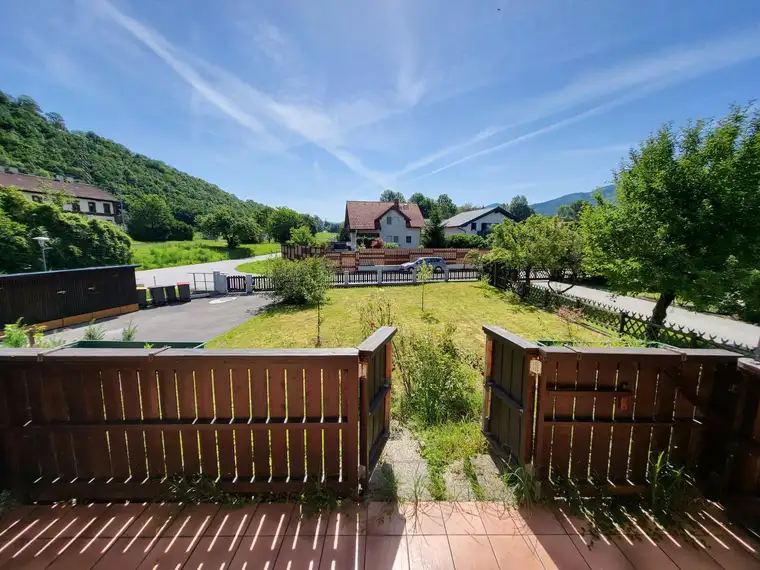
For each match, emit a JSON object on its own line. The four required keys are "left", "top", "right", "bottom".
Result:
{"left": 570, "top": 357, "right": 597, "bottom": 480}
{"left": 252, "top": 363, "right": 270, "bottom": 480}
{"left": 231, "top": 365, "right": 253, "bottom": 480}
{"left": 323, "top": 366, "right": 341, "bottom": 479}
{"left": 549, "top": 354, "right": 577, "bottom": 481}
{"left": 158, "top": 366, "right": 183, "bottom": 476}
{"left": 176, "top": 366, "right": 201, "bottom": 474}
{"left": 268, "top": 365, "right": 288, "bottom": 478}
{"left": 305, "top": 366, "right": 323, "bottom": 480}
{"left": 341, "top": 361, "right": 359, "bottom": 487}
{"left": 608, "top": 359, "right": 637, "bottom": 484}
{"left": 215, "top": 366, "right": 236, "bottom": 480}
{"left": 650, "top": 357, "right": 679, "bottom": 463}
{"left": 195, "top": 364, "right": 218, "bottom": 478}
{"left": 287, "top": 366, "right": 306, "bottom": 481}
{"left": 628, "top": 359, "right": 660, "bottom": 483}
{"left": 589, "top": 357, "right": 619, "bottom": 482}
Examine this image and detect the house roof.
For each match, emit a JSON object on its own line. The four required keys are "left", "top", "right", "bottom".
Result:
{"left": 442, "top": 205, "right": 514, "bottom": 228}
{"left": 0, "top": 171, "right": 118, "bottom": 202}
{"left": 345, "top": 201, "right": 425, "bottom": 230}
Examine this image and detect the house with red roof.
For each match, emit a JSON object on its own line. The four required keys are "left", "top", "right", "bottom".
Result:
{"left": 344, "top": 200, "right": 425, "bottom": 249}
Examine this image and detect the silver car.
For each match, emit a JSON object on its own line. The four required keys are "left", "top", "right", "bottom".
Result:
{"left": 401, "top": 257, "right": 447, "bottom": 271}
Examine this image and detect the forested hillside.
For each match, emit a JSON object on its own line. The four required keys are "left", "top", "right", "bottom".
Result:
{"left": 0, "top": 91, "right": 261, "bottom": 225}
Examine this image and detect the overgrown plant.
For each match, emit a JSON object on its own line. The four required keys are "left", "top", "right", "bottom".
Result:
{"left": 502, "top": 463, "right": 542, "bottom": 510}
{"left": 83, "top": 320, "right": 105, "bottom": 341}
{"left": 165, "top": 474, "right": 248, "bottom": 507}
{"left": 557, "top": 306, "right": 584, "bottom": 340}
{"left": 2, "top": 320, "right": 28, "bottom": 347}
{"left": 121, "top": 320, "right": 138, "bottom": 341}
{"left": 416, "top": 261, "right": 434, "bottom": 312}
{"left": 358, "top": 293, "right": 394, "bottom": 339}
{"left": 419, "top": 422, "right": 486, "bottom": 500}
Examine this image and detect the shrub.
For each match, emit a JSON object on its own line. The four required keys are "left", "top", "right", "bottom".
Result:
{"left": 265, "top": 258, "right": 333, "bottom": 306}
{"left": 83, "top": 320, "right": 106, "bottom": 340}
{"left": 383, "top": 242, "right": 400, "bottom": 249}
{"left": 395, "top": 323, "right": 481, "bottom": 426}
{"left": 446, "top": 234, "right": 486, "bottom": 248}
{"left": 2, "top": 320, "right": 28, "bottom": 347}
{"left": 370, "top": 238, "right": 385, "bottom": 248}
{"left": 168, "top": 220, "right": 194, "bottom": 241}
{"left": 287, "top": 225, "right": 316, "bottom": 246}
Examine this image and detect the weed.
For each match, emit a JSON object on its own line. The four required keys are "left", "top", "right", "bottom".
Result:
{"left": 502, "top": 463, "right": 542, "bottom": 510}
{"left": 143, "top": 343, "right": 154, "bottom": 349}
{"left": 121, "top": 320, "right": 138, "bottom": 341}
{"left": 165, "top": 474, "right": 249, "bottom": 507}
{"left": 296, "top": 482, "right": 341, "bottom": 514}
{"left": 83, "top": 320, "right": 105, "bottom": 341}
{"left": 358, "top": 292, "right": 394, "bottom": 339}
{"left": 2, "top": 320, "right": 28, "bottom": 347}
{"left": 419, "top": 422, "right": 486, "bottom": 501}
{"left": 557, "top": 306, "right": 584, "bottom": 339}
{"left": 0, "top": 490, "right": 18, "bottom": 513}
{"left": 463, "top": 457, "right": 484, "bottom": 500}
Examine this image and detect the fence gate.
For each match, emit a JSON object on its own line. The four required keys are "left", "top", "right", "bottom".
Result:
{"left": 227, "top": 275, "right": 246, "bottom": 293}
{"left": 481, "top": 326, "right": 540, "bottom": 463}
{"left": 358, "top": 327, "right": 396, "bottom": 483}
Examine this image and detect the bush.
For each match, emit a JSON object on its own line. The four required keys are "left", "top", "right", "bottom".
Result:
{"left": 265, "top": 257, "right": 333, "bottom": 305}
{"left": 395, "top": 323, "right": 481, "bottom": 426}
{"left": 446, "top": 234, "right": 486, "bottom": 248}
{"left": 383, "top": 242, "right": 400, "bottom": 249}
{"left": 287, "top": 225, "right": 316, "bottom": 246}
{"left": 127, "top": 194, "right": 174, "bottom": 241}
{"left": 168, "top": 220, "right": 194, "bottom": 241}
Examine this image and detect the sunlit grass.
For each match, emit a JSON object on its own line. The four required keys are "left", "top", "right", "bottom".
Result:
{"left": 131, "top": 239, "right": 279, "bottom": 270}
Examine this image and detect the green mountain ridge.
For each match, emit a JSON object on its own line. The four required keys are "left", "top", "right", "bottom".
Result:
{"left": 531, "top": 184, "right": 616, "bottom": 216}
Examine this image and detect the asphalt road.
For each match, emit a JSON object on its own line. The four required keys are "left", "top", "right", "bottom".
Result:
{"left": 534, "top": 282, "right": 760, "bottom": 348}
{"left": 47, "top": 294, "right": 272, "bottom": 344}
{"left": 134, "top": 253, "right": 279, "bottom": 288}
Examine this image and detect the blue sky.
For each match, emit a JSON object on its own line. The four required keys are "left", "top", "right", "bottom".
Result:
{"left": 3, "top": 0, "right": 760, "bottom": 221}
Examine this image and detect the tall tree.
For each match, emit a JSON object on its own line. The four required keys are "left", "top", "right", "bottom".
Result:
{"left": 379, "top": 189, "right": 406, "bottom": 202}
{"left": 126, "top": 194, "right": 174, "bottom": 241}
{"left": 421, "top": 209, "right": 446, "bottom": 247}
{"left": 557, "top": 199, "right": 589, "bottom": 222}
{"left": 408, "top": 192, "right": 435, "bottom": 218}
{"left": 436, "top": 194, "right": 457, "bottom": 219}
{"left": 197, "top": 207, "right": 262, "bottom": 248}
{"left": 267, "top": 207, "right": 306, "bottom": 243}
{"left": 506, "top": 195, "right": 534, "bottom": 222}
{"left": 581, "top": 106, "right": 760, "bottom": 337}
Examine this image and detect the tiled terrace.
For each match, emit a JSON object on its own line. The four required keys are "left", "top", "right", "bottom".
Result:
{"left": 0, "top": 501, "right": 758, "bottom": 569}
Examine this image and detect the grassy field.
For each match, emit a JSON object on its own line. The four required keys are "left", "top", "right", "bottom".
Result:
{"left": 132, "top": 239, "right": 280, "bottom": 270}
{"left": 209, "top": 281, "right": 610, "bottom": 351}
{"left": 234, "top": 258, "right": 274, "bottom": 274}
{"left": 315, "top": 231, "right": 338, "bottom": 242}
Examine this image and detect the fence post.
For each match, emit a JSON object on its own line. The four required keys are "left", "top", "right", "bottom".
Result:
{"left": 376, "top": 269, "right": 382, "bottom": 285}
{"left": 245, "top": 274, "right": 253, "bottom": 295}
{"left": 619, "top": 311, "right": 628, "bottom": 334}
{"left": 412, "top": 267, "right": 418, "bottom": 284}
{"left": 213, "top": 271, "right": 228, "bottom": 295}
{"left": 444, "top": 267, "right": 450, "bottom": 282}
{"left": 343, "top": 270, "right": 350, "bottom": 286}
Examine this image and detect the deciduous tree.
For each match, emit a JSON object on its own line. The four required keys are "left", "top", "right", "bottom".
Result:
{"left": 421, "top": 209, "right": 446, "bottom": 247}
{"left": 506, "top": 195, "right": 534, "bottom": 222}
{"left": 380, "top": 189, "right": 406, "bottom": 202}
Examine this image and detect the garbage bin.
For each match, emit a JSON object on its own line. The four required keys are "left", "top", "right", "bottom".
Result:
{"left": 136, "top": 287, "right": 148, "bottom": 309}
{"left": 177, "top": 282, "right": 191, "bottom": 302}
{"left": 165, "top": 285, "right": 178, "bottom": 303}
{"left": 149, "top": 285, "right": 166, "bottom": 306}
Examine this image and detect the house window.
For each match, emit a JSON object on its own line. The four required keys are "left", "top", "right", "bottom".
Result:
{"left": 481, "top": 222, "right": 491, "bottom": 231}
{"left": 393, "top": 236, "right": 399, "bottom": 243}
{"left": 103, "top": 203, "right": 112, "bottom": 214}
{"left": 386, "top": 216, "right": 392, "bottom": 225}
{"left": 32, "top": 195, "right": 42, "bottom": 203}
{"left": 470, "top": 222, "right": 477, "bottom": 231}
{"left": 406, "top": 236, "right": 412, "bottom": 244}
{"left": 88, "top": 201, "right": 96, "bottom": 213}
{"left": 72, "top": 202, "right": 81, "bottom": 212}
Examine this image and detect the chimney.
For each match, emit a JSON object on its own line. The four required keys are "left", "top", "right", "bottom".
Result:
{"left": 54, "top": 174, "right": 64, "bottom": 182}
{"left": 393, "top": 199, "right": 400, "bottom": 207}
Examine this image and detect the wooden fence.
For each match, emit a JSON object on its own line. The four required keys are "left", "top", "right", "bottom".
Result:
{"left": 281, "top": 244, "right": 486, "bottom": 270}
{"left": 0, "top": 328, "right": 396, "bottom": 501}
{"left": 0, "top": 265, "right": 138, "bottom": 329}
{"left": 481, "top": 326, "right": 750, "bottom": 495}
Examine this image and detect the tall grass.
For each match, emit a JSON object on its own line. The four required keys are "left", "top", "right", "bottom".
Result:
{"left": 132, "top": 240, "right": 279, "bottom": 270}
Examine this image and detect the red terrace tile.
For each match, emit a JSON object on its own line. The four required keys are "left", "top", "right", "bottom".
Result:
{"left": 697, "top": 534, "right": 760, "bottom": 570}
{"left": 320, "top": 533, "right": 365, "bottom": 570}
{"left": 55, "top": 504, "right": 111, "bottom": 538}
{"left": 657, "top": 537, "right": 723, "bottom": 570}
{"left": 30, "top": 504, "right": 80, "bottom": 539}
{"left": 513, "top": 506, "right": 566, "bottom": 535}
{"left": 206, "top": 505, "right": 257, "bottom": 537}
{"left": 440, "top": 502, "right": 486, "bottom": 536}
{"left": 0, "top": 506, "right": 35, "bottom": 538}
{"left": 286, "top": 507, "right": 329, "bottom": 538}
{"left": 165, "top": 504, "right": 219, "bottom": 537}
{"left": 274, "top": 534, "right": 325, "bottom": 570}
{"left": 488, "top": 536, "right": 544, "bottom": 570}
{"left": 404, "top": 502, "right": 446, "bottom": 536}
{"left": 327, "top": 504, "right": 368, "bottom": 536}
{"left": 0, "top": 515, "right": 48, "bottom": 557}
{"left": 523, "top": 534, "right": 591, "bottom": 570}
{"left": 135, "top": 537, "right": 195, "bottom": 570}
{"left": 448, "top": 534, "right": 499, "bottom": 570}
{"left": 91, "top": 538, "right": 154, "bottom": 570}
{"left": 365, "top": 536, "right": 409, "bottom": 570}
{"left": 122, "top": 503, "right": 183, "bottom": 538}
{"left": 228, "top": 531, "right": 285, "bottom": 570}
{"left": 0, "top": 538, "right": 64, "bottom": 570}
{"left": 477, "top": 503, "right": 520, "bottom": 535}
{"left": 571, "top": 535, "right": 634, "bottom": 570}
{"left": 407, "top": 535, "right": 454, "bottom": 570}
{"left": 612, "top": 537, "right": 679, "bottom": 570}
{"left": 245, "top": 504, "right": 294, "bottom": 537}
{"left": 183, "top": 536, "right": 240, "bottom": 570}
{"left": 552, "top": 506, "right": 597, "bottom": 537}
{"left": 92, "top": 504, "right": 147, "bottom": 538}
{"left": 46, "top": 537, "right": 110, "bottom": 570}
{"left": 367, "top": 503, "right": 406, "bottom": 536}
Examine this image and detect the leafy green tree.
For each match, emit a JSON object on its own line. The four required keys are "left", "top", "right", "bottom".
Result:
{"left": 436, "top": 194, "right": 457, "bottom": 219}
{"left": 126, "top": 194, "right": 174, "bottom": 241}
{"left": 267, "top": 208, "right": 306, "bottom": 243}
{"left": 445, "top": 234, "right": 487, "bottom": 248}
{"left": 288, "top": 225, "right": 317, "bottom": 246}
{"left": 379, "top": 189, "right": 406, "bottom": 202}
{"left": 557, "top": 199, "right": 588, "bottom": 222}
{"left": 198, "top": 207, "right": 262, "bottom": 248}
{"left": 409, "top": 192, "right": 435, "bottom": 218}
{"left": 581, "top": 106, "right": 760, "bottom": 336}
{"left": 421, "top": 209, "right": 446, "bottom": 247}
{"left": 167, "top": 220, "right": 194, "bottom": 241}
{"left": 417, "top": 261, "right": 434, "bottom": 312}
{"left": 456, "top": 202, "right": 481, "bottom": 213}
{"left": 0, "top": 209, "right": 33, "bottom": 272}
{"left": 337, "top": 223, "right": 350, "bottom": 242}
{"left": 506, "top": 195, "right": 534, "bottom": 222}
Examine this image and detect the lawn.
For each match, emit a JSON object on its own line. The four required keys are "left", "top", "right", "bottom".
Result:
{"left": 132, "top": 239, "right": 280, "bottom": 270}
{"left": 235, "top": 258, "right": 274, "bottom": 274}
{"left": 315, "top": 231, "right": 337, "bottom": 242}
{"left": 209, "top": 281, "right": 611, "bottom": 352}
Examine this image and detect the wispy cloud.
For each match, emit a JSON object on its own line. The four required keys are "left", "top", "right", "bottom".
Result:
{"left": 395, "top": 26, "right": 760, "bottom": 182}
{"left": 559, "top": 143, "right": 634, "bottom": 157}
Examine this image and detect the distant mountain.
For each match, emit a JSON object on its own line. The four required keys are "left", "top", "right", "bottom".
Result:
{"left": 531, "top": 184, "right": 616, "bottom": 216}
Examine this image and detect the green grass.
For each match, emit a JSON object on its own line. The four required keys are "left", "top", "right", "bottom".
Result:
{"left": 209, "top": 282, "right": 611, "bottom": 352}
{"left": 419, "top": 422, "right": 487, "bottom": 500}
{"left": 315, "top": 231, "right": 337, "bottom": 242}
{"left": 131, "top": 239, "right": 280, "bottom": 270}
{"left": 235, "top": 258, "right": 275, "bottom": 274}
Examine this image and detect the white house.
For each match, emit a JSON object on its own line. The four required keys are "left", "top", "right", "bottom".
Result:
{"left": 442, "top": 205, "right": 514, "bottom": 237}
{"left": 344, "top": 200, "right": 425, "bottom": 248}
{"left": 0, "top": 169, "right": 123, "bottom": 225}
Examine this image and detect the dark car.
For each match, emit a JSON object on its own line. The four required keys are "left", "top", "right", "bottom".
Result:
{"left": 401, "top": 257, "right": 447, "bottom": 271}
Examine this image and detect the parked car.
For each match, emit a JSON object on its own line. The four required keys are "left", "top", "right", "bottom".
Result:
{"left": 401, "top": 257, "right": 447, "bottom": 271}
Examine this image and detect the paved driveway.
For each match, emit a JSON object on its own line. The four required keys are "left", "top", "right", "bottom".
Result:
{"left": 135, "top": 253, "right": 279, "bottom": 288}
{"left": 535, "top": 282, "right": 760, "bottom": 348}
{"left": 47, "top": 294, "right": 272, "bottom": 344}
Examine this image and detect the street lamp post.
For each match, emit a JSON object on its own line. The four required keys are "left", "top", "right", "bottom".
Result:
{"left": 33, "top": 236, "right": 51, "bottom": 271}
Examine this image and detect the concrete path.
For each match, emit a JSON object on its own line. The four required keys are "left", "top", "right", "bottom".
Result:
{"left": 134, "top": 253, "right": 279, "bottom": 288}
{"left": 535, "top": 282, "right": 760, "bottom": 348}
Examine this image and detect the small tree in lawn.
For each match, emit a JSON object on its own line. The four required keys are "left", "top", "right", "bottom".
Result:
{"left": 417, "top": 260, "right": 434, "bottom": 312}
{"left": 581, "top": 105, "right": 760, "bottom": 339}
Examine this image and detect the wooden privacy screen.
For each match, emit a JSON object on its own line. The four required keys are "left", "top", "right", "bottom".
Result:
{"left": 0, "top": 347, "right": 362, "bottom": 501}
